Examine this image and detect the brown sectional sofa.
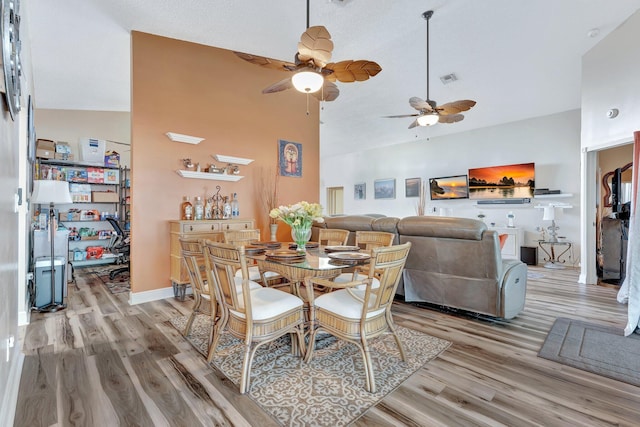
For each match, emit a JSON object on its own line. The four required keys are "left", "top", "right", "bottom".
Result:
{"left": 312, "top": 214, "right": 527, "bottom": 319}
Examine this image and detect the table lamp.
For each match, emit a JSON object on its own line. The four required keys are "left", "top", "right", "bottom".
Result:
{"left": 31, "top": 180, "right": 72, "bottom": 312}
{"left": 536, "top": 203, "right": 572, "bottom": 243}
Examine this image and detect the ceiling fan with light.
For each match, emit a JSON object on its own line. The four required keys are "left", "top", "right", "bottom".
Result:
{"left": 384, "top": 10, "right": 476, "bottom": 128}
{"left": 233, "top": 0, "right": 381, "bottom": 102}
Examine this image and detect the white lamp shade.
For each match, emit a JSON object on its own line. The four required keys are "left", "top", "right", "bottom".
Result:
{"left": 291, "top": 70, "right": 324, "bottom": 93}
{"left": 542, "top": 206, "right": 555, "bottom": 221}
{"left": 417, "top": 113, "right": 439, "bottom": 126}
{"left": 32, "top": 180, "right": 72, "bottom": 204}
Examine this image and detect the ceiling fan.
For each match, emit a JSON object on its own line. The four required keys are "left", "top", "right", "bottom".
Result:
{"left": 233, "top": 0, "right": 381, "bottom": 102}
{"left": 384, "top": 10, "right": 476, "bottom": 128}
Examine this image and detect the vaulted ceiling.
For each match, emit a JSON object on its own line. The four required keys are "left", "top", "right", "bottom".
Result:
{"left": 24, "top": 0, "right": 640, "bottom": 157}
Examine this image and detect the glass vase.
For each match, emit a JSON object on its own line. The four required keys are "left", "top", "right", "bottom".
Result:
{"left": 291, "top": 225, "right": 312, "bottom": 252}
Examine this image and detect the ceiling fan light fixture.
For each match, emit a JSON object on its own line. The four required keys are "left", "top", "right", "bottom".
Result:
{"left": 292, "top": 70, "right": 324, "bottom": 93}
{"left": 417, "top": 113, "right": 439, "bottom": 126}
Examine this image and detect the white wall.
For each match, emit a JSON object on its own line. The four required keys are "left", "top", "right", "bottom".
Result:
{"left": 581, "top": 10, "right": 640, "bottom": 150}
{"left": 579, "top": 9, "right": 639, "bottom": 283}
{"left": 33, "top": 109, "right": 131, "bottom": 166}
{"left": 321, "top": 109, "right": 581, "bottom": 265}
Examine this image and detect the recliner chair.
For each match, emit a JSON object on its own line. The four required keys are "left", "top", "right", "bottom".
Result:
{"left": 106, "top": 218, "right": 130, "bottom": 280}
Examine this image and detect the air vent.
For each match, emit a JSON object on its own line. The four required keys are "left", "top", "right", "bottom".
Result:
{"left": 440, "top": 73, "right": 458, "bottom": 84}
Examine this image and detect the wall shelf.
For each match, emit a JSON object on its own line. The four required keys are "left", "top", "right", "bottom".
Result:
{"left": 165, "top": 132, "right": 204, "bottom": 144}
{"left": 534, "top": 193, "right": 574, "bottom": 199}
{"left": 176, "top": 170, "right": 243, "bottom": 181}
{"left": 212, "top": 154, "right": 254, "bottom": 165}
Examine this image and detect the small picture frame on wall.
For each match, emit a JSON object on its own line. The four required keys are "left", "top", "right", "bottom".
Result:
{"left": 278, "top": 139, "right": 303, "bottom": 177}
{"left": 405, "top": 177, "right": 421, "bottom": 198}
{"left": 354, "top": 183, "right": 366, "bottom": 200}
{"left": 374, "top": 178, "right": 396, "bottom": 199}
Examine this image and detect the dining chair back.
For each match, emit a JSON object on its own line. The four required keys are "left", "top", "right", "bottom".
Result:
{"left": 355, "top": 231, "right": 395, "bottom": 250}
{"left": 223, "top": 229, "right": 260, "bottom": 246}
{"left": 179, "top": 238, "right": 217, "bottom": 343}
{"left": 318, "top": 228, "right": 349, "bottom": 246}
{"left": 202, "top": 240, "right": 306, "bottom": 394}
{"left": 305, "top": 242, "right": 412, "bottom": 393}
{"left": 223, "top": 228, "right": 281, "bottom": 285}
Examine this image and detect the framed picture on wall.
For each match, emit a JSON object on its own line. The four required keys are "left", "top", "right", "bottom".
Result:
{"left": 374, "top": 178, "right": 396, "bottom": 199}
{"left": 278, "top": 139, "right": 303, "bottom": 177}
{"left": 405, "top": 177, "right": 421, "bottom": 197}
{"left": 354, "top": 183, "right": 366, "bottom": 200}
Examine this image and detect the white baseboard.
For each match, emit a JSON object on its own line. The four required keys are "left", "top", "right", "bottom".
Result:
{"left": 18, "top": 309, "right": 30, "bottom": 326}
{"left": 129, "top": 285, "right": 192, "bottom": 305}
{"left": 0, "top": 351, "right": 24, "bottom": 426}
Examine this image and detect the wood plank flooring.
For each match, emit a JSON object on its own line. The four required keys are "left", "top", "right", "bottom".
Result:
{"left": 14, "top": 266, "right": 640, "bottom": 426}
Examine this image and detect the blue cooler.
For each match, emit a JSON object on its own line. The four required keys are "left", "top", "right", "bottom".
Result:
{"left": 34, "top": 256, "right": 66, "bottom": 308}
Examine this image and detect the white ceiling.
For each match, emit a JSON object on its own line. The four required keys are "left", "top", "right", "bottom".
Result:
{"left": 23, "top": 0, "right": 640, "bottom": 157}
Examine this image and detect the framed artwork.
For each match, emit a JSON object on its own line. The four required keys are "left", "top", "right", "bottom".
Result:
{"left": 429, "top": 175, "right": 469, "bottom": 200}
{"left": 405, "top": 177, "right": 421, "bottom": 198}
{"left": 374, "top": 178, "right": 396, "bottom": 199}
{"left": 279, "top": 139, "right": 303, "bottom": 177}
{"left": 354, "top": 183, "right": 366, "bottom": 200}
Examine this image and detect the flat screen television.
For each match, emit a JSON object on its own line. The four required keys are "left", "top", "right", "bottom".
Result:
{"left": 468, "top": 162, "right": 535, "bottom": 200}
{"left": 429, "top": 175, "right": 469, "bottom": 200}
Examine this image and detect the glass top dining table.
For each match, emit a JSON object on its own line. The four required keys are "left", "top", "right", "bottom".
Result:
{"left": 246, "top": 246, "right": 364, "bottom": 297}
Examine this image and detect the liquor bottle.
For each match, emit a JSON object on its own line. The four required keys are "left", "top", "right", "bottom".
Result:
{"left": 194, "top": 196, "right": 204, "bottom": 220}
{"left": 231, "top": 193, "right": 239, "bottom": 218}
{"left": 181, "top": 196, "right": 193, "bottom": 220}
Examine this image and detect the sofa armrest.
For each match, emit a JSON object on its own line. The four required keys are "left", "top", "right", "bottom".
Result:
{"left": 499, "top": 260, "right": 527, "bottom": 319}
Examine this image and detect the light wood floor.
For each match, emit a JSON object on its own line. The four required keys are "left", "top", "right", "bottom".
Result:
{"left": 15, "top": 266, "right": 639, "bottom": 426}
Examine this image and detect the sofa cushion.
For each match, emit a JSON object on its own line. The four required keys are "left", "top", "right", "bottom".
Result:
{"left": 398, "top": 216, "right": 486, "bottom": 240}
{"left": 323, "top": 215, "right": 377, "bottom": 231}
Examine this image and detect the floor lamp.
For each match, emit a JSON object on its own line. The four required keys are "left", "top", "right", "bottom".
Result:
{"left": 31, "top": 180, "right": 72, "bottom": 312}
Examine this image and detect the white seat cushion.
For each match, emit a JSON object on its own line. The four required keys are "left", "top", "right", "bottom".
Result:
{"left": 231, "top": 287, "right": 303, "bottom": 320}
{"left": 236, "top": 266, "right": 281, "bottom": 282}
{"left": 233, "top": 276, "right": 263, "bottom": 293}
{"left": 332, "top": 273, "right": 380, "bottom": 289}
{"left": 315, "top": 289, "right": 385, "bottom": 320}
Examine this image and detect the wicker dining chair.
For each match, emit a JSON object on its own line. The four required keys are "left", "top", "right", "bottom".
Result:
{"left": 202, "top": 240, "right": 306, "bottom": 394}
{"left": 179, "top": 238, "right": 217, "bottom": 341}
{"left": 317, "top": 228, "right": 350, "bottom": 246}
{"left": 223, "top": 229, "right": 281, "bottom": 285}
{"left": 332, "top": 231, "right": 396, "bottom": 286}
{"left": 304, "top": 242, "right": 412, "bottom": 393}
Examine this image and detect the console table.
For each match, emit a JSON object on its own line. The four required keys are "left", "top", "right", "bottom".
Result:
{"left": 538, "top": 240, "right": 572, "bottom": 269}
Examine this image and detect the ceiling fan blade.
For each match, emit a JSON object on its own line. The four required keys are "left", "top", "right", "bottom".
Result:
{"left": 409, "top": 96, "right": 433, "bottom": 111}
{"left": 323, "top": 60, "right": 382, "bottom": 83}
{"left": 382, "top": 113, "right": 420, "bottom": 118}
{"left": 436, "top": 100, "right": 476, "bottom": 115}
{"left": 233, "top": 51, "right": 297, "bottom": 71}
{"left": 408, "top": 119, "right": 420, "bottom": 129}
{"left": 438, "top": 113, "right": 465, "bottom": 124}
{"left": 262, "top": 77, "right": 294, "bottom": 94}
{"left": 312, "top": 81, "right": 340, "bottom": 102}
{"left": 297, "top": 26, "right": 333, "bottom": 68}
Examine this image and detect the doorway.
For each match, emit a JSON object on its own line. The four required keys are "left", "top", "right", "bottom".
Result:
{"left": 326, "top": 187, "right": 344, "bottom": 216}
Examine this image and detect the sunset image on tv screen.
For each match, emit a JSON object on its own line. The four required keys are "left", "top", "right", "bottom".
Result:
{"left": 468, "top": 162, "right": 535, "bottom": 199}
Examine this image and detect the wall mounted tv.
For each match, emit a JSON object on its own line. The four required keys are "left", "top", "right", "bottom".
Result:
{"left": 468, "top": 162, "right": 535, "bottom": 200}
{"left": 429, "top": 175, "right": 469, "bottom": 200}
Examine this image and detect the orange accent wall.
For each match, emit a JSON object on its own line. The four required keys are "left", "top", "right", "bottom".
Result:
{"left": 131, "top": 31, "right": 319, "bottom": 293}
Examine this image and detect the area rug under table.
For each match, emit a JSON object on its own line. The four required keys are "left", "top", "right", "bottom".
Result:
{"left": 170, "top": 314, "right": 451, "bottom": 427}
{"left": 538, "top": 317, "right": 640, "bottom": 387}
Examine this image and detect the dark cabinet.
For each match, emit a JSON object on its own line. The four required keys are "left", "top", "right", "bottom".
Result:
{"left": 601, "top": 217, "right": 628, "bottom": 284}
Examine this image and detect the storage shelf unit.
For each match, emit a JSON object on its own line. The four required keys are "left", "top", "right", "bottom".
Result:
{"left": 36, "top": 159, "right": 123, "bottom": 268}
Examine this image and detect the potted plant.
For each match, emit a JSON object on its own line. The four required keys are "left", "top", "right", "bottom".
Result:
{"left": 258, "top": 167, "right": 280, "bottom": 240}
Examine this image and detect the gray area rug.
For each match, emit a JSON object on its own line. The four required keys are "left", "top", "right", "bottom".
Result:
{"left": 538, "top": 317, "right": 640, "bottom": 387}
{"left": 170, "top": 314, "right": 451, "bottom": 427}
